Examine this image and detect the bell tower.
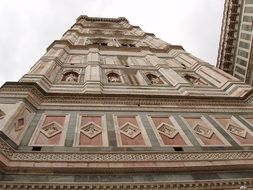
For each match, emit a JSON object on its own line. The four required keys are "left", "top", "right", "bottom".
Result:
{"left": 1, "top": 15, "right": 253, "bottom": 189}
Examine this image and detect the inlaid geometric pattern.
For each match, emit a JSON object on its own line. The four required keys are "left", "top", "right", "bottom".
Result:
{"left": 226, "top": 123, "right": 247, "bottom": 138}
{"left": 15, "top": 117, "right": 25, "bottom": 131}
{"left": 80, "top": 122, "right": 102, "bottom": 139}
{"left": 120, "top": 122, "right": 141, "bottom": 139}
{"left": 157, "top": 123, "right": 178, "bottom": 138}
{"left": 41, "top": 122, "right": 62, "bottom": 138}
{"left": 193, "top": 124, "right": 214, "bottom": 139}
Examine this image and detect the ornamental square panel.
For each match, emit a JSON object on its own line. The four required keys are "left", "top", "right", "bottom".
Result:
{"left": 120, "top": 122, "right": 141, "bottom": 139}
{"left": 193, "top": 124, "right": 213, "bottom": 139}
{"left": 157, "top": 123, "right": 178, "bottom": 139}
{"left": 80, "top": 122, "right": 102, "bottom": 139}
{"left": 226, "top": 123, "right": 247, "bottom": 138}
{"left": 41, "top": 122, "right": 62, "bottom": 138}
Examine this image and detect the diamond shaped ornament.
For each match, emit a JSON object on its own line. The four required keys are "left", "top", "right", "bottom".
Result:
{"left": 15, "top": 117, "right": 25, "bottom": 131}
{"left": 157, "top": 123, "right": 178, "bottom": 138}
{"left": 120, "top": 122, "right": 141, "bottom": 139}
{"left": 226, "top": 123, "right": 247, "bottom": 138}
{"left": 41, "top": 122, "right": 62, "bottom": 138}
{"left": 193, "top": 124, "right": 214, "bottom": 139}
{"left": 80, "top": 122, "right": 102, "bottom": 139}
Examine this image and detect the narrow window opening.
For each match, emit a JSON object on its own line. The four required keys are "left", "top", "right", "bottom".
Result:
{"left": 173, "top": 147, "right": 183, "bottom": 151}
{"left": 101, "top": 42, "right": 108, "bottom": 46}
{"left": 32, "top": 147, "right": 42, "bottom": 151}
{"left": 122, "top": 43, "right": 128, "bottom": 47}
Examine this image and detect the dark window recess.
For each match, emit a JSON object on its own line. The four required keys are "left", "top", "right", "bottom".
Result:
{"left": 101, "top": 42, "right": 108, "bottom": 46}
{"left": 32, "top": 147, "right": 42, "bottom": 151}
{"left": 181, "top": 63, "right": 186, "bottom": 69}
{"left": 121, "top": 43, "right": 136, "bottom": 47}
{"left": 173, "top": 147, "right": 184, "bottom": 151}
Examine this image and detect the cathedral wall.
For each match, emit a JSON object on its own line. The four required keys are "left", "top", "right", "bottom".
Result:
{"left": 0, "top": 105, "right": 250, "bottom": 151}
{"left": 1, "top": 15, "right": 253, "bottom": 189}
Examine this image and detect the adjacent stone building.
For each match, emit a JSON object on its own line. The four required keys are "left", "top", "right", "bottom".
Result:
{"left": 217, "top": 0, "right": 253, "bottom": 85}
{"left": 0, "top": 15, "right": 253, "bottom": 189}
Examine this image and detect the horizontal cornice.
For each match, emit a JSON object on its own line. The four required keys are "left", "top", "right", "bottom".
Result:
{"left": 0, "top": 179, "right": 252, "bottom": 190}
{"left": 46, "top": 39, "right": 184, "bottom": 53}
{"left": 0, "top": 137, "right": 253, "bottom": 174}
{"left": 1, "top": 82, "right": 253, "bottom": 111}
{"left": 77, "top": 15, "right": 129, "bottom": 23}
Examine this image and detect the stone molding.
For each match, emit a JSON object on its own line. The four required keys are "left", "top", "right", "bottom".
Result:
{"left": 64, "top": 28, "right": 146, "bottom": 40}
{"left": 46, "top": 39, "right": 184, "bottom": 54}
{"left": 0, "top": 178, "right": 252, "bottom": 190}
{"left": 1, "top": 137, "right": 253, "bottom": 163}
{"left": 1, "top": 83, "right": 253, "bottom": 109}
{"left": 77, "top": 15, "right": 129, "bottom": 23}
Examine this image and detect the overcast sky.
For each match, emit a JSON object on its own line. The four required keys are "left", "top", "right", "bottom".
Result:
{"left": 0, "top": 0, "right": 224, "bottom": 86}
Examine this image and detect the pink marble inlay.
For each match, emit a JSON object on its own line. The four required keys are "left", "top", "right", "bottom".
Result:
{"left": 151, "top": 117, "right": 186, "bottom": 146}
{"left": 35, "top": 116, "right": 65, "bottom": 145}
{"left": 185, "top": 117, "right": 224, "bottom": 146}
{"left": 216, "top": 118, "right": 253, "bottom": 145}
{"left": 118, "top": 117, "right": 145, "bottom": 146}
{"left": 79, "top": 116, "right": 102, "bottom": 146}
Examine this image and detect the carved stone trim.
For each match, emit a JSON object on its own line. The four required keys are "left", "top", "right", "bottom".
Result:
{"left": 0, "top": 178, "right": 252, "bottom": 190}
{"left": 119, "top": 122, "right": 141, "bottom": 139}
{"left": 77, "top": 15, "right": 129, "bottom": 23}
{"left": 157, "top": 122, "right": 178, "bottom": 138}
{"left": 14, "top": 117, "right": 25, "bottom": 131}
{"left": 0, "top": 138, "right": 253, "bottom": 162}
{"left": 1, "top": 83, "right": 252, "bottom": 108}
{"left": 41, "top": 121, "right": 63, "bottom": 138}
{"left": 80, "top": 121, "right": 102, "bottom": 139}
{"left": 193, "top": 124, "right": 214, "bottom": 139}
{"left": 226, "top": 123, "right": 247, "bottom": 138}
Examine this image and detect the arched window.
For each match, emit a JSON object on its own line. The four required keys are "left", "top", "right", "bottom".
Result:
{"left": 107, "top": 72, "right": 121, "bottom": 83}
{"left": 62, "top": 71, "right": 79, "bottom": 82}
{"left": 183, "top": 74, "right": 205, "bottom": 85}
{"left": 146, "top": 73, "right": 163, "bottom": 84}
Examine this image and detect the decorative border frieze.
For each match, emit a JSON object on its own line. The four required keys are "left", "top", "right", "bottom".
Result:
{"left": 0, "top": 178, "right": 252, "bottom": 190}
{"left": 1, "top": 84, "right": 253, "bottom": 112}
{"left": 1, "top": 138, "right": 253, "bottom": 162}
